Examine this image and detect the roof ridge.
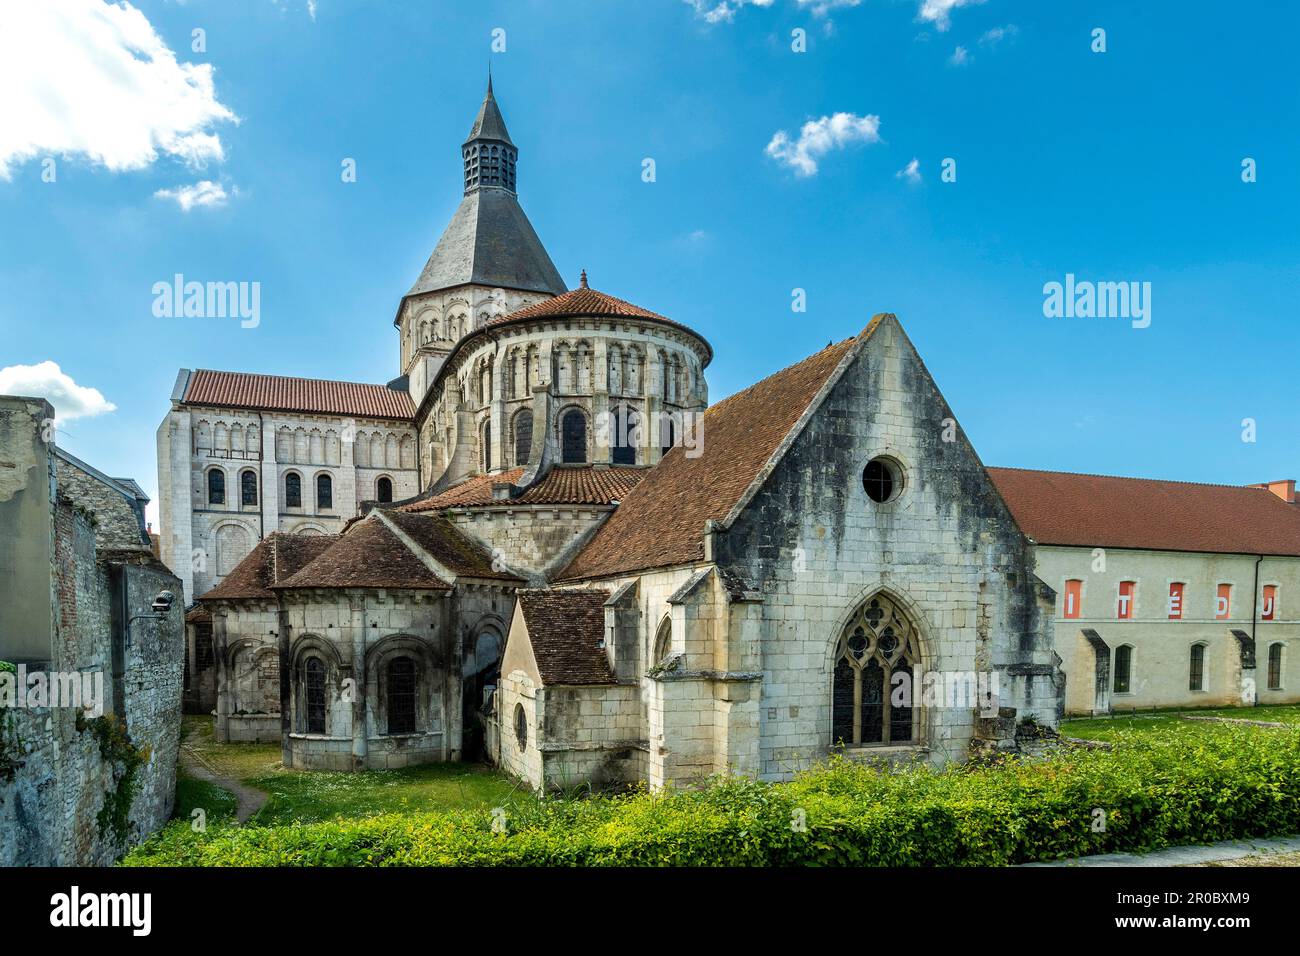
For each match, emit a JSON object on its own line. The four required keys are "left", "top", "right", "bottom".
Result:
{"left": 986, "top": 465, "right": 1279, "bottom": 493}
{"left": 192, "top": 368, "right": 398, "bottom": 389}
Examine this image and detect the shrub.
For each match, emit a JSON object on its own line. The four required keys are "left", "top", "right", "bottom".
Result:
{"left": 122, "top": 723, "right": 1300, "bottom": 867}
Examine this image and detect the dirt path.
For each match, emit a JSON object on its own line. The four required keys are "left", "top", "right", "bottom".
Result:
{"left": 179, "top": 740, "right": 269, "bottom": 824}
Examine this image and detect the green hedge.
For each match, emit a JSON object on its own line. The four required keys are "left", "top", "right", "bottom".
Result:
{"left": 123, "top": 723, "right": 1300, "bottom": 866}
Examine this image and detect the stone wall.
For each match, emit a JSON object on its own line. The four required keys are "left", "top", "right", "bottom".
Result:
{"left": 0, "top": 397, "right": 184, "bottom": 865}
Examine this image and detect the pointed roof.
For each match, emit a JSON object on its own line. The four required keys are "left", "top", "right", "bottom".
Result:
{"left": 199, "top": 533, "right": 338, "bottom": 601}
{"left": 404, "top": 187, "right": 566, "bottom": 298}
{"left": 466, "top": 75, "right": 513, "bottom": 145}
{"left": 515, "top": 589, "right": 616, "bottom": 685}
{"left": 275, "top": 516, "right": 449, "bottom": 591}
{"left": 559, "top": 322, "right": 882, "bottom": 581}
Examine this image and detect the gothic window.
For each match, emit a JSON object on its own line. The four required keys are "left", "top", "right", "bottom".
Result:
{"left": 561, "top": 410, "right": 587, "bottom": 464}
{"left": 481, "top": 422, "right": 492, "bottom": 472}
{"left": 1268, "top": 643, "right": 1283, "bottom": 690}
{"left": 514, "top": 410, "right": 533, "bottom": 466}
{"left": 386, "top": 657, "right": 417, "bottom": 735}
{"left": 1113, "top": 645, "right": 1133, "bottom": 694}
{"left": 831, "top": 594, "right": 920, "bottom": 747}
{"left": 653, "top": 617, "right": 672, "bottom": 664}
{"left": 376, "top": 476, "right": 393, "bottom": 503}
{"left": 304, "top": 657, "right": 326, "bottom": 734}
{"left": 316, "top": 473, "right": 333, "bottom": 510}
{"left": 285, "top": 472, "right": 302, "bottom": 508}
{"left": 240, "top": 470, "right": 258, "bottom": 506}
{"left": 611, "top": 405, "right": 636, "bottom": 465}
{"left": 1189, "top": 643, "right": 1206, "bottom": 692}
{"left": 207, "top": 468, "right": 225, "bottom": 505}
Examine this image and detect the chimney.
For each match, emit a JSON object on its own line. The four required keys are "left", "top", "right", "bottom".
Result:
{"left": 1252, "top": 479, "right": 1296, "bottom": 504}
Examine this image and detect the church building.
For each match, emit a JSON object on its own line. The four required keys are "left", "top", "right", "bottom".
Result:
{"left": 160, "top": 79, "right": 1299, "bottom": 791}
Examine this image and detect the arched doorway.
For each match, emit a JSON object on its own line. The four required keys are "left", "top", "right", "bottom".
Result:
{"left": 463, "top": 626, "right": 504, "bottom": 761}
{"left": 831, "top": 593, "right": 922, "bottom": 747}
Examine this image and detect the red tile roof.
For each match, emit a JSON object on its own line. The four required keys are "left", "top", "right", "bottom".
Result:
{"left": 559, "top": 327, "right": 870, "bottom": 581}
{"left": 199, "top": 533, "right": 337, "bottom": 601}
{"left": 183, "top": 369, "right": 415, "bottom": 420}
{"left": 494, "top": 285, "right": 670, "bottom": 324}
{"left": 516, "top": 588, "right": 615, "bottom": 685}
{"left": 275, "top": 517, "right": 449, "bottom": 591}
{"left": 987, "top": 467, "right": 1300, "bottom": 557}
{"left": 400, "top": 466, "right": 644, "bottom": 513}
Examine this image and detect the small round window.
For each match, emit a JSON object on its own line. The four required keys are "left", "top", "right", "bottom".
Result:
{"left": 513, "top": 702, "right": 528, "bottom": 751}
{"left": 863, "top": 457, "right": 901, "bottom": 503}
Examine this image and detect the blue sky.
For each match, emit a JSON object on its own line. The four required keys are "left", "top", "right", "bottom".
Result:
{"left": 2, "top": 0, "right": 1298, "bottom": 527}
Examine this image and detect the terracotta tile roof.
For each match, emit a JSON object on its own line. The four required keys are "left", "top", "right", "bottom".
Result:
{"left": 383, "top": 510, "right": 523, "bottom": 581}
{"left": 494, "top": 285, "right": 671, "bottom": 324}
{"left": 184, "top": 605, "right": 211, "bottom": 624}
{"left": 516, "top": 588, "right": 615, "bottom": 685}
{"left": 200, "top": 533, "right": 337, "bottom": 601}
{"left": 274, "top": 517, "right": 449, "bottom": 591}
{"left": 559, "top": 331, "right": 865, "bottom": 581}
{"left": 183, "top": 369, "right": 415, "bottom": 420}
{"left": 987, "top": 467, "right": 1300, "bottom": 557}
{"left": 399, "top": 466, "right": 644, "bottom": 513}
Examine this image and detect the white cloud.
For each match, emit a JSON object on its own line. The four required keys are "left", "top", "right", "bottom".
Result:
{"left": 979, "top": 24, "right": 1018, "bottom": 46}
{"left": 895, "top": 158, "right": 921, "bottom": 183}
{"left": 683, "top": 0, "right": 774, "bottom": 24}
{"left": 766, "top": 112, "right": 881, "bottom": 177}
{"left": 948, "top": 45, "right": 971, "bottom": 66}
{"left": 917, "top": 0, "right": 985, "bottom": 32}
{"left": 154, "top": 179, "right": 229, "bottom": 211}
{"left": 0, "top": 0, "right": 237, "bottom": 179}
{"left": 795, "top": 0, "right": 862, "bottom": 16}
{"left": 307, "top": 0, "right": 318, "bottom": 20}
{"left": 0, "top": 362, "right": 117, "bottom": 421}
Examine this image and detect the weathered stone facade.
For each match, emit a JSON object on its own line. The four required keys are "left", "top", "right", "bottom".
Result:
{"left": 1, "top": 395, "right": 184, "bottom": 865}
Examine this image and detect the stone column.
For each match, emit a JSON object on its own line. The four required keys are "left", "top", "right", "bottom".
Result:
{"left": 278, "top": 603, "right": 293, "bottom": 767}
{"left": 350, "top": 595, "right": 368, "bottom": 769}
{"left": 213, "top": 610, "right": 230, "bottom": 742}
{"left": 261, "top": 416, "right": 279, "bottom": 535}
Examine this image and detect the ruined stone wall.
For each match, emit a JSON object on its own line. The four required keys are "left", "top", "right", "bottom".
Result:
{"left": 0, "top": 499, "right": 183, "bottom": 866}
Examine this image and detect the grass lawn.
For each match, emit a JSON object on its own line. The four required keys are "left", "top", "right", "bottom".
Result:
{"left": 177, "top": 715, "right": 526, "bottom": 826}
{"left": 1061, "top": 703, "right": 1300, "bottom": 742}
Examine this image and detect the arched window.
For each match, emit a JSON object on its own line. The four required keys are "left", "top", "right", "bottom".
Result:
{"left": 481, "top": 422, "right": 492, "bottom": 472}
{"left": 611, "top": 405, "right": 637, "bottom": 466}
{"left": 304, "top": 657, "right": 326, "bottom": 734}
{"left": 653, "top": 617, "right": 672, "bottom": 664}
{"left": 240, "top": 470, "right": 258, "bottom": 506}
{"left": 207, "top": 469, "right": 225, "bottom": 505}
{"left": 376, "top": 477, "right": 393, "bottom": 503}
{"left": 561, "top": 410, "right": 587, "bottom": 464}
{"left": 316, "top": 474, "right": 333, "bottom": 510}
{"left": 513, "top": 410, "right": 533, "bottom": 466}
{"left": 285, "top": 472, "right": 302, "bottom": 508}
{"left": 1189, "top": 643, "right": 1206, "bottom": 692}
{"left": 386, "top": 657, "right": 417, "bottom": 735}
{"left": 832, "top": 594, "right": 919, "bottom": 746}
{"left": 1113, "top": 645, "right": 1133, "bottom": 694}
{"left": 514, "top": 702, "right": 528, "bottom": 750}
{"left": 1268, "top": 643, "right": 1284, "bottom": 690}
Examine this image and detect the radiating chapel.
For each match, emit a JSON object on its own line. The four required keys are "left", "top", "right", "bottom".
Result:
{"left": 162, "top": 80, "right": 1300, "bottom": 791}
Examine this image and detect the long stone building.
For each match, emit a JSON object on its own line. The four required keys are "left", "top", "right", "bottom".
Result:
{"left": 161, "top": 80, "right": 1300, "bottom": 792}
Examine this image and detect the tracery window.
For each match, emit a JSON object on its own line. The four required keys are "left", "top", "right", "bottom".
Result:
{"left": 831, "top": 594, "right": 919, "bottom": 746}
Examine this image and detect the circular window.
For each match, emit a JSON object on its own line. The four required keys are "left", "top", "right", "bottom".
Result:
{"left": 513, "top": 702, "right": 528, "bottom": 751}
{"left": 863, "top": 457, "right": 901, "bottom": 503}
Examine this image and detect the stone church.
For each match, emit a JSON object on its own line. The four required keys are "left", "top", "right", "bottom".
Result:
{"left": 165, "top": 79, "right": 1068, "bottom": 786}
